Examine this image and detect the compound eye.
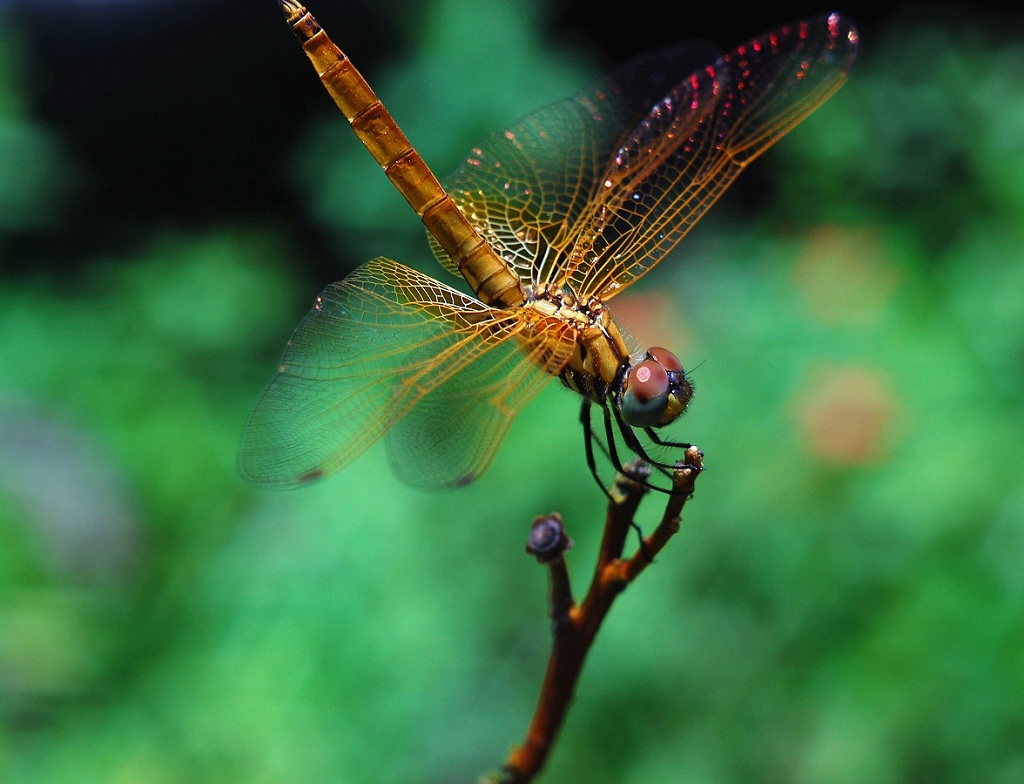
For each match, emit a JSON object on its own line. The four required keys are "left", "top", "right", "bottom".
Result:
{"left": 647, "top": 346, "right": 682, "bottom": 373}
{"left": 621, "top": 360, "right": 670, "bottom": 427}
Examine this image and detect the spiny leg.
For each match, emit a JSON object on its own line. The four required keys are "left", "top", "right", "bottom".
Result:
{"left": 581, "top": 400, "right": 681, "bottom": 498}
{"left": 602, "top": 404, "right": 675, "bottom": 498}
{"left": 645, "top": 427, "right": 692, "bottom": 450}
{"left": 612, "top": 409, "right": 698, "bottom": 497}
{"left": 581, "top": 400, "right": 660, "bottom": 499}
{"left": 611, "top": 406, "right": 679, "bottom": 475}
{"left": 581, "top": 400, "right": 615, "bottom": 502}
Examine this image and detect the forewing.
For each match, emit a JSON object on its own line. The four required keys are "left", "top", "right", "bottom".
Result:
{"left": 428, "top": 42, "right": 722, "bottom": 285}
{"left": 570, "top": 13, "right": 859, "bottom": 299}
{"left": 239, "top": 258, "right": 566, "bottom": 489}
{"left": 430, "top": 14, "right": 858, "bottom": 300}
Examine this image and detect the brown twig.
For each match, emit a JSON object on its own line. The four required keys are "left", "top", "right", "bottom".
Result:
{"left": 492, "top": 446, "right": 704, "bottom": 783}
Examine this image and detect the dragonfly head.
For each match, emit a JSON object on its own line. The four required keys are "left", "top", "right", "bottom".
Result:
{"left": 620, "top": 347, "right": 693, "bottom": 428}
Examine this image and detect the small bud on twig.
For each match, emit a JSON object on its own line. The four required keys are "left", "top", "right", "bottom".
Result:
{"left": 525, "top": 513, "right": 573, "bottom": 563}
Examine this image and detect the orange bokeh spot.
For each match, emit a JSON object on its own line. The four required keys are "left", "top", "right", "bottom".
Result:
{"left": 792, "top": 363, "right": 897, "bottom": 465}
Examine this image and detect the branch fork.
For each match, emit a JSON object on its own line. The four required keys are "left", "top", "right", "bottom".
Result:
{"left": 492, "top": 446, "right": 704, "bottom": 783}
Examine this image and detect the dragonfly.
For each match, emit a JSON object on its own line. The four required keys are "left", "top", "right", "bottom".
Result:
{"left": 241, "top": 1, "right": 859, "bottom": 493}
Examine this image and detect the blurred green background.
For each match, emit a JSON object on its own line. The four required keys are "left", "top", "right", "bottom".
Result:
{"left": 1, "top": 0, "right": 1023, "bottom": 781}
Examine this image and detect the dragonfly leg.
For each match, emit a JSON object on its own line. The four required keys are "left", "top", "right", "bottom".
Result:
{"left": 601, "top": 406, "right": 656, "bottom": 556}
{"left": 581, "top": 400, "right": 656, "bottom": 499}
{"left": 601, "top": 404, "right": 631, "bottom": 475}
{"left": 612, "top": 410, "right": 699, "bottom": 497}
{"left": 581, "top": 400, "right": 615, "bottom": 502}
{"left": 580, "top": 400, "right": 683, "bottom": 497}
{"left": 611, "top": 407, "right": 679, "bottom": 475}
{"left": 603, "top": 405, "right": 677, "bottom": 493}
{"left": 644, "top": 427, "right": 692, "bottom": 449}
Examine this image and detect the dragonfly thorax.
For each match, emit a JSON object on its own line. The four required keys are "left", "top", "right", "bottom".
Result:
{"left": 523, "top": 281, "right": 631, "bottom": 402}
{"left": 523, "top": 281, "right": 690, "bottom": 428}
{"left": 523, "top": 282, "right": 604, "bottom": 328}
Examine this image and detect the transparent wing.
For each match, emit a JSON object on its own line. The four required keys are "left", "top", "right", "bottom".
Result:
{"left": 239, "top": 258, "right": 573, "bottom": 489}
{"left": 432, "top": 14, "right": 858, "bottom": 300}
{"left": 570, "top": 14, "right": 859, "bottom": 298}
{"left": 385, "top": 309, "right": 576, "bottom": 488}
{"left": 428, "top": 41, "right": 721, "bottom": 284}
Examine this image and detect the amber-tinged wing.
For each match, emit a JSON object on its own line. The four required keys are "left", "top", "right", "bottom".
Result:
{"left": 428, "top": 42, "right": 720, "bottom": 285}
{"left": 432, "top": 13, "right": 859, "bottom": 300}
{"left": 240, "top": 258, "right": 574, "bottom": 489}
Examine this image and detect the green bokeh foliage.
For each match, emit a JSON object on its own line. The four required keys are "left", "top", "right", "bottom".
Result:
{"left": 1, "top": 3, "right": 1022, "bottom": 783}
